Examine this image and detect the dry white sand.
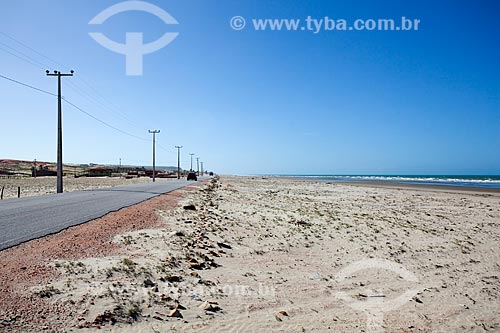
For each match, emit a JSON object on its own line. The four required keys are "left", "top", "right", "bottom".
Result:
{"left": 23, "top": 176, "right": 500, "bottom": 332}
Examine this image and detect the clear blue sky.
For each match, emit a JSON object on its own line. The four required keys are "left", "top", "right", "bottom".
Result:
{"left": 1, "top": 0, "right": 499, "bottom": 175}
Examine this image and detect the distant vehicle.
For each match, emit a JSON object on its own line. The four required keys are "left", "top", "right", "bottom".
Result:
{"left": 187, "top": 172, "right": 197, "bottom": 181}
{"left": 209, "top": 172, "right": 214, "bottom": 176}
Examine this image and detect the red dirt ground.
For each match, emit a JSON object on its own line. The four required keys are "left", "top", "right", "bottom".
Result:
{"left": 0, "top": 182, "right": 205, "bottom": 331}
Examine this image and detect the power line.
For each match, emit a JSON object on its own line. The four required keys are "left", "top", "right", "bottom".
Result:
{"left": 0, "top": 39, "right": 49, "bottom": 69}
{"left": 73, "top": 76, "right": 139, "bottom": 126}
{"left": 64, "top": 80, "right": 140, "bottom": 129}
{"left": 0, "top": 35, "right": 193, "bottom": 171}
{"left": 157, "top": 142, "right": 174, "bottom": 153}
{"left": 0, "top": 72, "right": 152, "bottom": 144}
{"left": 0, "top": 73, "right": 57, "bottom": 97}
{"left": 0, "top": 31, "right": 70, "bottom": 71}
{"left": 0, "top": 72, "right": 150, "bottom": 143}
{"left": 0, "top": 44, "right": 47, "bottom": 70}
{"left": 63, "top": 98, "right": 150, "bottom": 142}
{"left": 0, "top": 32, "right": 141, "bottom": 129}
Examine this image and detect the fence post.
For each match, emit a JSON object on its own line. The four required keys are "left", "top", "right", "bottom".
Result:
{"left": 1, "top": 186, "right": 4, "bottom": 200}
{"left": 18, "top": 186, "right": 20, "bottom": 198}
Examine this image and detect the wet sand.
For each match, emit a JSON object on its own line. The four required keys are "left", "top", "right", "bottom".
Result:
{"left": 331, "top": 180, "right": 500, "bottom": 195}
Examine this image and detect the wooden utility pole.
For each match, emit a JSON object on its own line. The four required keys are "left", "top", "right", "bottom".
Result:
{"left": 189, "top": 153, "right": 194, "bottom": 171}
{"left": 46, "top": 70, "right": 74, "bottom": 193}
{"left": 175, "top": 146, "right": 182, "bottom": 179}
{"left": 148, "top": 130, "right": 160, "bottom": 182}
{"left": 196, "top": 157, "right": 200, "bottom": 176}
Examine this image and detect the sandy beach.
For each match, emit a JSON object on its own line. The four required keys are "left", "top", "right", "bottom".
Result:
{"left": 1, "top": 176, "right": 499, "bottom": 332}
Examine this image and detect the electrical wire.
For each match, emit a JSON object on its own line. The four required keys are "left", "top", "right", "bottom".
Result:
{"left": 62, "top": 98, "right": 151, "bottom": 142}
{"left": 0, "top": 73, "right": 57, "bottom": 97}
{"left": 64, "top": 80, "right": 140, "bottom": 129}
{"left": 0, "top": 34, "right": 186, "bottom": 162}
{"left": 0, "top": 32, "right": 141, "bottom": 128}
{"left": 0, "top": 72, "right": 150, "bottom": 143}
{"left": 0, "top": 31, "right": 70, "bottom": 71}
{"left": 157, "top": 142, "right": 175, "bottom": 153}
{"left": 0, "top": 44, "right": 47, "bottom": 70}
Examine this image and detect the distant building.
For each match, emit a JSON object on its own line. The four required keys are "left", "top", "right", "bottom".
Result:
{"left": 87, "top": 167, "right": 113, "bottom": 177}
{"left": 32, "top": 165, "right": 57, "bottom": 177}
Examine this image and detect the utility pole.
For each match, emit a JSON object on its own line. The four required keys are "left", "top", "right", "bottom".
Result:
{"left": 148, "top": 130, "right": 160, "bottom": 182}
{"left": 189, "top": 153, "right": 194, "bottom": 171}
{"left": 46, "top": 70, "right": 74, "bottom": 193}
{"left": 200, "top": 162, "right": 204, "bottom": 176}
{"left": 196, "top": 157, "right": 200, "bottom": 176}
{"left": 33, "top": 159, "right": 37, "bottom": 178}
{"left": 175, "top": 146, "right": 182, "bottom": 179}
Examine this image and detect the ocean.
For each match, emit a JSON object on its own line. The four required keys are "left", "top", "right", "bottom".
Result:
{"left": 277, "top": 175, "right": 500, "bottom": 189}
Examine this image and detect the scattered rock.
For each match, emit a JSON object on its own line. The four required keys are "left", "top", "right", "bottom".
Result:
{"left": 296, "top": 220, "right": 311, "bottom": 227}
{"left": 35, "top": 286, "right": 61, "bottom": 298}
{"left": 143, "top": 279, "right": 155, "bottom": 288}
{"left": 165, "top": 275, "right": 182, "bottom": 283}
{"left": 174, "top": 302, "right": 187, "bottom": 310}
{"left": 217, "top": 242, "right": 231, "bottom": 249}
{"left": 183, "top": 204, "right": 196, "bottom": 211}
{"left": 199, "top": 279, "right": 216, "bottom": 286}
{"left": 167, "top": 308, "right": 183, "bottom": 318}
{"left": 189, "top": 262, "right": 204, "bottom": 270}
{"left": 93, "top": 311, "right": 116, "bottom": 326}
{"left": 414, "top": 296, "right": 423, "bottom": 304}
{"left": 199, "top": 301, "right": 222, "bottom": 312}
{"left": 208, "top": 250, "right": 221, "bottom": 257}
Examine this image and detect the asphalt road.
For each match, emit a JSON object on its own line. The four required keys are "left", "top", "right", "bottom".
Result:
{"left": 0, "top": 179, "right": 204, "bottom": 251}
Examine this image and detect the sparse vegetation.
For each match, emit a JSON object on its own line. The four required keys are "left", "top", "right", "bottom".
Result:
{"left": 127, "top": 303, "right": 141, "bottom": 321}
{"left": 34, "top": 285, "right": 61, "bottom": 298}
